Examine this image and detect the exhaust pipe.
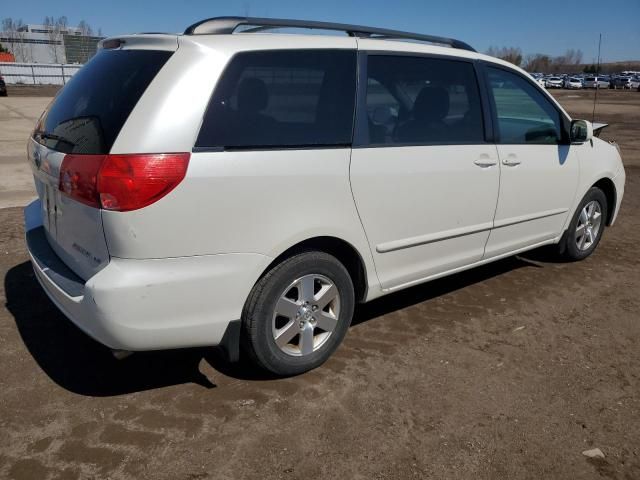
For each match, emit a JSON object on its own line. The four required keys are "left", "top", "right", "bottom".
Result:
{"left": 112, "top": 349, "right": 133, "bottom": 360}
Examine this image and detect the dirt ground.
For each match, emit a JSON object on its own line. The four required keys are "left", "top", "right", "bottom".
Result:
{"left": 5, "top": 85, "right": 62, "bottom": 97}
{"left": 0, "top": 96, "right": 51, "bottom": 209}
{"left": 0, "top": 89, "right": 639, "bottom": 480}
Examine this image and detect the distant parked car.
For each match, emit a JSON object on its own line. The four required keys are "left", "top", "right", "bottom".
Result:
{"left": 602, "top": 76, "right": 614, "bottom": 89}
{"left": 630, "top": 76, "right": 640, "bottom": 91}
{"left": 0, "top": 75, "right": 7, "bottom": 97}
{"left": 530, "top": 74, "right": 546, "bottom": 88}
{"left": 545, "top": 77, "right": 564, "bottom": 88}
{"left": 613, "top": 76, "right": 632, "bottom": 89}
{"left": 583, "top": 76, "right": 610, "bottom": 89}
{"left": 564, "top": 77, "right": 583, "bottom": 89}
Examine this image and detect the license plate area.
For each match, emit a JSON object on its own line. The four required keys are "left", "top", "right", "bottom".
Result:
{"left": 29, "top": 138, "right": 110, "bottom": 281}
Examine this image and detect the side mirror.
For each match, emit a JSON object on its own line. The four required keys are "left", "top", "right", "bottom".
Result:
{"left": 570, "top": 119, "right": 593, "bottom": 143}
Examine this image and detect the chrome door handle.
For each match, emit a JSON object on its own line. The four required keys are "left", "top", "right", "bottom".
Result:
{"left": 502, "top": 155, "right": 521, "bottom": 166}
{"left": 474, "top": 158, "right": 497, "bottom": 167}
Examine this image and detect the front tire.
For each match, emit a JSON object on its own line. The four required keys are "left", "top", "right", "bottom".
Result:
{"left": 561, "top": 187, "right": 608, "bottom": 261}
{"left": 241, "top": 251, "right": 355, "bottom": 376}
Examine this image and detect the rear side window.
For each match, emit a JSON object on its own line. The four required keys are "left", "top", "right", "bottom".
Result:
{"left": 34, "top": 49, "right": 172, "bottom": 154}
{"left": 196, "top": 50, "right": 357, "bottom": 149}
{"left": 364, "top": 55, "right": 485, "bottom": 146}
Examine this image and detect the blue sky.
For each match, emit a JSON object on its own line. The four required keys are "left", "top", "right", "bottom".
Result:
{"left": 3, "top": 0, "right": 639, "bottom": 61}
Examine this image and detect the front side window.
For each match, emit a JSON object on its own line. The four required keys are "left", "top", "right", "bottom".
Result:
{"left": 364, "top": 55, "right": 485, "bottom": 146}
{"left": 196, "top": 50, "right": 357, "bottom": 149}
{"left": 488, "top": 67, "right": 564, "bottom": 144}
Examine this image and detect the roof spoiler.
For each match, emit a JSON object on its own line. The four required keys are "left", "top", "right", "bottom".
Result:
{"left": 98, "top": 35, "right": 179, "bottom": 52}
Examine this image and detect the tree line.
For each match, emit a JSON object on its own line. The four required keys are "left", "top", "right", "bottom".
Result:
{"left": 485, "top": 46, "right": 640, "bottom": 74}
{"left": 485, "top": 46, "right": 587, "bottom": 73}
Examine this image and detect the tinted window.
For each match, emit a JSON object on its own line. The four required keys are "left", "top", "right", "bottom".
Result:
{"left": 366, "top": 78, "right": 401, "bottom": 144}
{"left": 34, "top": 49, "right": 172, "bottom": 154}
{"left": 196, "top": 50, "right": 357, "bottom": 149}
{"left": 488, "top": 67, "right": 563, "bottom": 144}
{"left": 364, "top": 55, "right": 484, "bottom": 146}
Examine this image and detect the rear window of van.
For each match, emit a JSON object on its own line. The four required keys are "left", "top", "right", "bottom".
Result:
{"left": 34, "top": 49, "right": 172, "bottom": 154}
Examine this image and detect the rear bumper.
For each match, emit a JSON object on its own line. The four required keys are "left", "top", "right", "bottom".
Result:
{"left": 25, "top": 200, "right": 271, "bottom": 351}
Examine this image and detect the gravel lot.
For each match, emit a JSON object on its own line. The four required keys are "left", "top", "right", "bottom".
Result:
{"left": 0, "top": 96, "right": 50, "bottom": 209}
{"left": 1, "top": 89, "right": 639, "bottom": 479}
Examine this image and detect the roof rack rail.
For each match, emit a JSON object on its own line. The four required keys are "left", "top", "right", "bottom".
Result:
{"left": 183, "top": 17, "right": 476, "bottom": 52}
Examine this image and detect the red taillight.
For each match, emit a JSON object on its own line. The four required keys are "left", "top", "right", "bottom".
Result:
{"left": 59, "top": 153, "right": 190, "bottom": 212}
{"left": 59, "top": 154, "right": 105, "bottom": 208}
{"left": 98, "top": 153, "right": 190, "bottom": 211}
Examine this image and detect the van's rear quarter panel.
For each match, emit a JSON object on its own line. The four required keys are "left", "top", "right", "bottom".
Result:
{"left": 102, "top": 150, "right": 373, "bottom": 258}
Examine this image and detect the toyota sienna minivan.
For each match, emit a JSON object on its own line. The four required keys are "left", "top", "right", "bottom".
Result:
{"left": 25, "top": 17, "right": 625, "bottom": 376}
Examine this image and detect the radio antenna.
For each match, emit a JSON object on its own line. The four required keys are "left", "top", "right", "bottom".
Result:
{"left": 592, "top": 33, "right": 602, "bottom": 123}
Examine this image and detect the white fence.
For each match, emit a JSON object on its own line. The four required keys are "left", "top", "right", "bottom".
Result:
{"left": 0, "top": 62, "right": 82, "bottom": 85}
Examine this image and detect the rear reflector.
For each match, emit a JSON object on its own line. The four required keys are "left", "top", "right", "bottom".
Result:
{"left": 59, "top": 153, "right": 190, "bottom": 212}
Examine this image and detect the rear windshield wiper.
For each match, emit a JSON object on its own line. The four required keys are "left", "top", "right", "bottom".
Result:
{"left": 34, "top": 131, "right": 76, "bottom": 147}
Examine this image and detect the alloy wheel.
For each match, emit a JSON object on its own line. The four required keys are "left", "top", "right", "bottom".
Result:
{"left": 575, "top": 200, "right": 602, "bottom": 251}
{"left": 271, "top": 274, "right": 341, "bottom": 356}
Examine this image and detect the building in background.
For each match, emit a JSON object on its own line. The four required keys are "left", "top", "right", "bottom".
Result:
{"left": 62, "top": 32, "right": 102, "bottom": 64}
{"left": 0, "top": 23, "right": 102, "bottom": 64}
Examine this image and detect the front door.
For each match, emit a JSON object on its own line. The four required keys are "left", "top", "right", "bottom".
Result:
{"left": 483, "top": 66, "right": 579, "bottom": 258}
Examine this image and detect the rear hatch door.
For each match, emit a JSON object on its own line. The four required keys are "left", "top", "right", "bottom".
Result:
{"left": 29, "top": 42, "right": 175, "bottom": 280}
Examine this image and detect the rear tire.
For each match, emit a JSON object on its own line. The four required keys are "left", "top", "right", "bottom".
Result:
{"left": 241, "top": 251, "right": 354, "bottom": 376}
{"left": 561, "top": 187, "right": 608, "bottom": 261}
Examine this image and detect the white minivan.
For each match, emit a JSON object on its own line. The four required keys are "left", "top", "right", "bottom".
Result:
{"left": 25, "top": 17, "right": 625, "bottom": 376}
{"left": 583, "top": 76, "right": 610, "bottom": 89}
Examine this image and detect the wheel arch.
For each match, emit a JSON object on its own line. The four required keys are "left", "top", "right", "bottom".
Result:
{"left": 592, "top": 177, "right": 617, "bottom": 226}
{"left": 259, "top": 236, "right": 369, "bottom": 303}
